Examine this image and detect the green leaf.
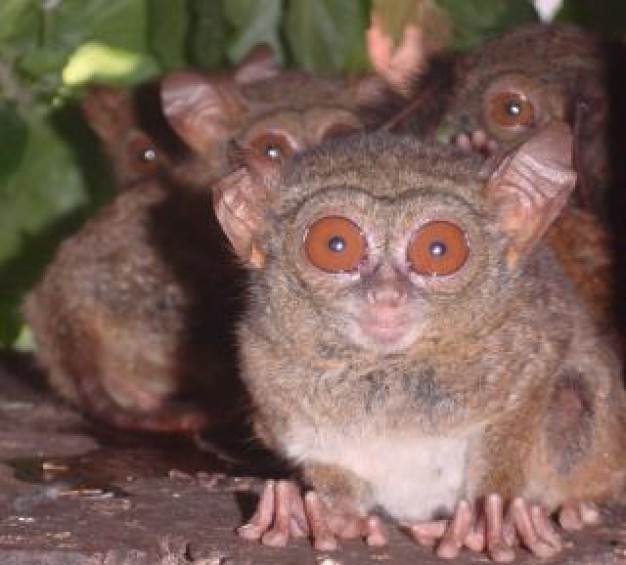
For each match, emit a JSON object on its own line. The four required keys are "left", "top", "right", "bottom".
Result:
{"left": 0, "top": 103, "right": 115, "bottom": 347}
{"left": 372, "top": 0, "right": 417, "bottom": 43}
{"left": 187, "top": 0, "right": 228, "bottom": 70}
{"left": 436, "top": 0, "right": 538, "bottom": 50}
{"left": 0, "top": 0, "right": 39, "bottom": 46}
{"left": 62, "top": 41, "right": 160, "bottom": 86}
{"left": 147, "top": 0, "right": 188, "bottom": 70}
{"left": 40, "top": 0, "right": 150, "bottom": 53}
{"left": 17, "top": 47, "right": 69, "bottom": 79}
{"left": 224, "top": 0, "right": 284, "bottom": 65}
{"left": 0, "top": 105, "right": 27, "bottom": 181}
{"left": 285, "top": 0, "right": 369, "bottom": 73}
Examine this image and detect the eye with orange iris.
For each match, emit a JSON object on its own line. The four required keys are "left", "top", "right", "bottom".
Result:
{"left": 249, "top": 132, "right": 294, "bottom": 162}
{"left": 304, "top": 216, "right": 367, "bottom": 273}
{"left": 487, "top": 91, "right": 535, "bottom": 128}
{"left": 407, "top": 221, "right": 470, "bottom": 277}
{"left": 127, "top": 133, "right": 160, "bottom": 174}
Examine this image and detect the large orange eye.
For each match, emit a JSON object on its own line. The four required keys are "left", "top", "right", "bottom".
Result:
{"left": 127, "top": 132, "right": 160, "bottom": 174}
{"left": 407, "top": 221, "right": 469, "bottom": 277}
{"left": 248, "top": 132, "right": 294, "bottom": 162}
{"left": 304, "top": 216, "right": 367, "bottom": 273}
{"left": 487, "top": 91, "right": 535, "bottom": 128}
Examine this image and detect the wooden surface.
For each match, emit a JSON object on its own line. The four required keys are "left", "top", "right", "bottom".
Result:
{"left": 0, "top": 353, "right": 625, "bottom": 565}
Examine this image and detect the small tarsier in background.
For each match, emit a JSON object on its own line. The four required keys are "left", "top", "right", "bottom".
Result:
{"left": 383, "top": 23, "right": 610, "bottom": 214}
{"left": 24, "top": 46, "right": 378, "bottom": 433}
{"left": 213, "top": 123, "right": 625, "bottom": 561}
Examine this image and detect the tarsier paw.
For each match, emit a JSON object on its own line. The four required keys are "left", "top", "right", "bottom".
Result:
{"left": 238, "top": 480, "right": 308, "bottom": 547}
{"left": 406, "top": 494, "right": 562, "bottom": 562}
{"left": 453, "top": 130, "right": 499, "bottom": 157}
{"left": 304, "top": 490, "right": 388, "bottom": 550}
{"left": 238, "top": 480, "right": 388, "bottom": 550}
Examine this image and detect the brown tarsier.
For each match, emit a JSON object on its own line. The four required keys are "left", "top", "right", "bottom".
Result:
{"left": 373, "top": 21, "right": 615, "bottom": 328}
{"left": 214, "top": 124, "right": 626, "bottom": 561}
{"left": 24, "top": 47, "right": 375, "bottom": 433}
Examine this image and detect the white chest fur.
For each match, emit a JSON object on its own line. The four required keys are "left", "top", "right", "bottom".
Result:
{"left": 285, "top": 427, "right": 471, "bottom": 521}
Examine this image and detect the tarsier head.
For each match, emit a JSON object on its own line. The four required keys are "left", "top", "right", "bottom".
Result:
{"left": 160, "top": 45, "right": 380, "bottom": 184}
{"left": 432, "top": 23, "right": 607, "bottom": 211}
{"left": 81, "top": 81, "right": 186, "bottom": 188}
{"left": 214, "top": 122, "right": 576, "bottom": 354}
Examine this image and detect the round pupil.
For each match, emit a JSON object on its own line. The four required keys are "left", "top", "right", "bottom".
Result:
{"left": 505, "top": 100, "right": 522, "bottom": 116}
{"left": 266, "top": 145, "right": 281, "bottom": 159}
{"left": 142, "top": 148, "right": 156, "bottom": 162}
{"left": 328, "top": 236, "right": 346, "bottom": 253}
{"left": 429, "top": 241, "right": 447, "bottom": 257}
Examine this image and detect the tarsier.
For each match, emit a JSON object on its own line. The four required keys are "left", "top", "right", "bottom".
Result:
{"left": 24, "top": 46, "right": 376, "bottom": 432}
{"left": 372, "top": 22, "right": 615, "bottom": 328}
{"left": 213, "top": 124, "right": 626, "bottom": 561}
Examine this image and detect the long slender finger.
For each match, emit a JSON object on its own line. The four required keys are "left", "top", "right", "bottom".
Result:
{"left": 305, "top": 491, "right": 339, "bottom": 551}
{"left": 261, "top": 480, "right": 295, "bottom": 547}
{"left": 464, "top": 512, "right": 486, "bottom": 552}
{"left": 509, "top": 498, "right": 558, "bottom": 559}
{"left": 436, "top": 500, "right": 473, "bottom": 559}
{"left": 238, "top": 480, "right": 275, "bottom": 540}
{"left": 365, "top": 515, "right": 389, "bottom": 547}
{"left": 485, "top": 494, "right": 515, "bottom": 562}
{"left": 531, "top": 504, "right": 562, "bottom": 552}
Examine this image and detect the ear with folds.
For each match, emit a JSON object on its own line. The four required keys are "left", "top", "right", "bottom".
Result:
{"left": 161, "top": 71, "right": 246, "bottom": 158}
{"left": 483, "top": 121, "right": 577, "bottom": 268}
{"left": 212, "top": 148, "right": 282, "bottom": 269}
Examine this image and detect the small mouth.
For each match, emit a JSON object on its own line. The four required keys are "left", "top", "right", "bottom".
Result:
{"left": 358, "top": 312, "right": 411, "bottom": 345}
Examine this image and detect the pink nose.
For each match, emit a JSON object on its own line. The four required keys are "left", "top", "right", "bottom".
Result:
{"left": 366, "top": 264, "right": 407, "bottom": 306}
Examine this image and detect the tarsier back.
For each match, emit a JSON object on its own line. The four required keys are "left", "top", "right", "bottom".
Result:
{"left": 221, "top": 124, "right": 625, "bottom": 560}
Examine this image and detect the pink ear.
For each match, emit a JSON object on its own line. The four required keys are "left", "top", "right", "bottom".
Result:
{"left": 81, "top": 84, "right": 134, "bottom": 146}
{"left": 484, "top": 121, "right": 577, "bottom": 266}
{"left": 212, "top": 148, "right": 282, "bottom": 269}
{"left": 160, "top": 71, "right": 244, "bottom": 156}
{"left": 233, "top": 43, "right": 281, "bottom": 84}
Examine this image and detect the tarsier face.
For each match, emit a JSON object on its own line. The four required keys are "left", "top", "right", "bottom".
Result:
{"left": 81, "top": 82, "right": 182, "bottom": 187}
{"left": 433, "top": 24, "right": 605, "bottom": 160}
{"left": 161, "top": 54, "right": 373, "bottom": 178}
{"left": 440, "top": 70, "right": 566, "bottom": 156}
{"left": 288, "top": 186, "right": 486, "bottom": 353}
{"left": 215, "top": 124, "right": 575, "bottom": 355}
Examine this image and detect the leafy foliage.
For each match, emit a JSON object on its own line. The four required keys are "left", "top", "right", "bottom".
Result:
{"left": 0, "top": 0, "right": 621, "bottom": 347}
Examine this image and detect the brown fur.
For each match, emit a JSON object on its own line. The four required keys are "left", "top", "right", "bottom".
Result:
{"left": 24, "top": 48, "right": 376, "bottom": 432}
{"left": 229, "top": 127, "right": 625, "bottom": 546}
